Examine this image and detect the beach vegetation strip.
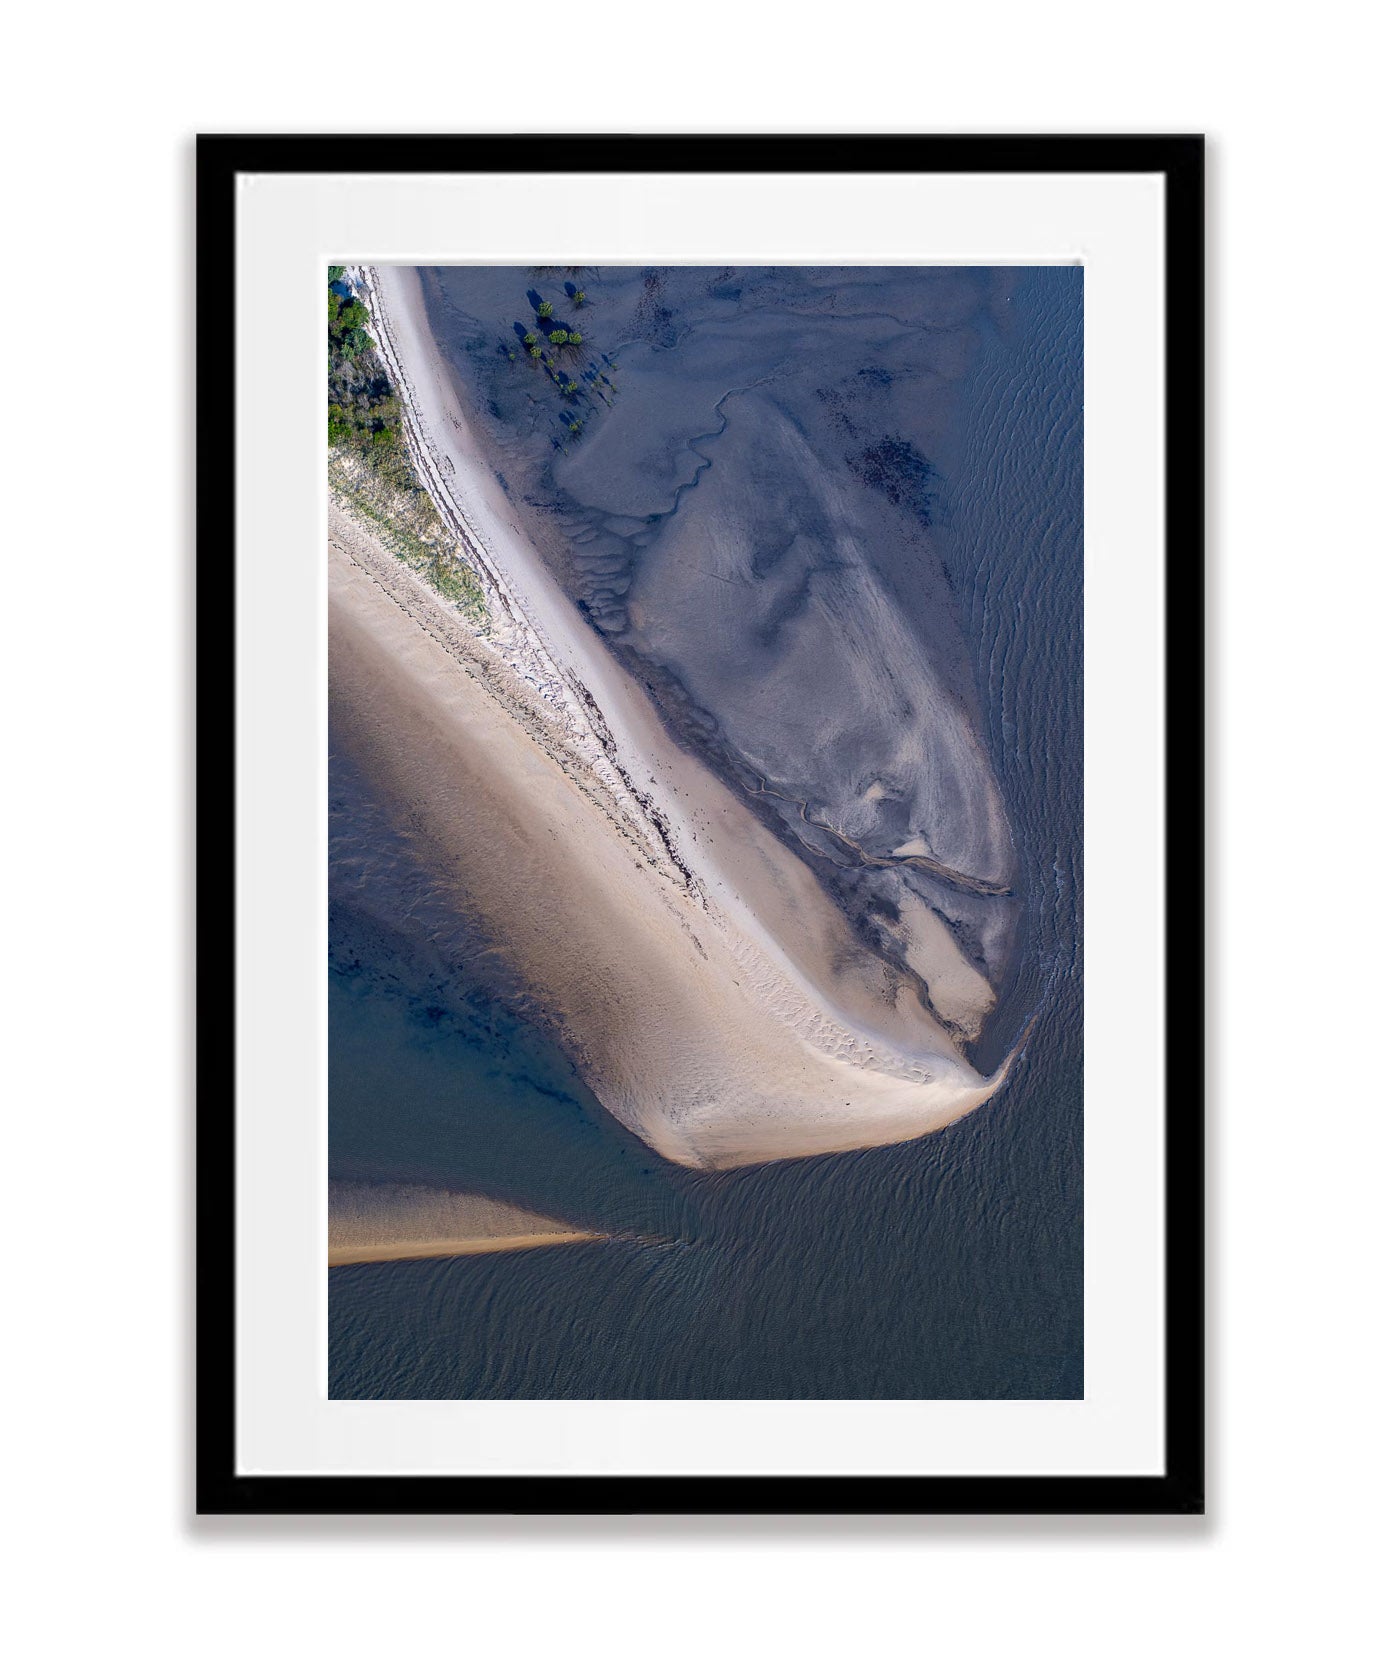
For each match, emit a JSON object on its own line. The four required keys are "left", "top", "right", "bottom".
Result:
{"left": 327, "top": 267, "right": 488, "bottom": 625}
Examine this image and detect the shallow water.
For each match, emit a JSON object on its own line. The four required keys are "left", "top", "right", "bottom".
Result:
{"left": 329, "top": 266, "right": 1082, "bottom": 1399}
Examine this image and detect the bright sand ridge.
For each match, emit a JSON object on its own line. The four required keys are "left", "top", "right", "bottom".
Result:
{"left": 328, "top": 1181, "right": 602, "bottom": 1267}
{"left": 328, "top": 266, "right": 1017, "bottom": 1168}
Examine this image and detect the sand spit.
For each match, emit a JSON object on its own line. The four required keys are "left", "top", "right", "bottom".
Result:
{"left": 331, "top": 1233, "right": 600, "bottom": 1267}
{"left": 328, "top": 1181, "right": 602, "bottom": 1267}
{"left": 329, "top": 266, "right": 1019, "bottom": 1167}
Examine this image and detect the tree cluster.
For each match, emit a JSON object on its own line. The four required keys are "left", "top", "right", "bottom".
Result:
{"left": 327, "top": 273, "right": 401, "bottom": 453}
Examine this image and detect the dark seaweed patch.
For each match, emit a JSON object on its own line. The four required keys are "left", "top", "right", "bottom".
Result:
{"left": 633, "top": 269, "right": 682, "bottom": 348}
{"left": 845, "top": 434, "right": 942, "bottom": 525}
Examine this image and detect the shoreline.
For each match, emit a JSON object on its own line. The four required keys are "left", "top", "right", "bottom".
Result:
{"left": 330, "top": 265, "right": 1019, "bottom": 1167}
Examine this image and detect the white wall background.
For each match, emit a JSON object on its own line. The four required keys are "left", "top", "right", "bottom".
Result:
{"left": 5, "top": 3, "right": 1394, "bottom": 1676}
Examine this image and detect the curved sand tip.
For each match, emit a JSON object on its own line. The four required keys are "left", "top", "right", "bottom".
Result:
{"left": 329, "top": 1181, "right": 604, "bottom": 1267}
{"left": 341, "top": 264, "right": 1022, "bottom": 1169}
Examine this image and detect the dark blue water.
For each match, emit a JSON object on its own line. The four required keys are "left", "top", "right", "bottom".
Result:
{"left": 329, "top": 267, "right": 1083, "bottom": 1400}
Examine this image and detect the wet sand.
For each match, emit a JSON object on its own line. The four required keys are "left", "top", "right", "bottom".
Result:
{"left": 331, "top": 1233, "right": 602, "bottom": 1267}
{"left": 328, "top": 1180, "right": 601, "bottom": 1266}
{"left": 325, "top": 267, "right": 1019, "bottom": 1167}
{"left": 331, "top": 525, "right": 1009, "bottom": 1167}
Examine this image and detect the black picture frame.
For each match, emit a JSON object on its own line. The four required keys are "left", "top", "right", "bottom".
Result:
{"left": 196, "top": 133, "right": 1204, "bottom": 1517}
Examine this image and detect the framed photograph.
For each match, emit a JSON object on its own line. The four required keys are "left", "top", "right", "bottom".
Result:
{"left": 198, "top": 133, "right": 1203, "bottom": 1515}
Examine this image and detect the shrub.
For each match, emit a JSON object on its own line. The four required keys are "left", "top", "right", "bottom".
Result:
{"left": 536, "top": 300, "right": 554, "bottom": 318}
{"left": 326, "top": 270, "right": 488, "bottom": 627}
{"left": 567, "top": 331, "right": 582, "bottom": 346}
{"left": 548, "top": 328, "right": 568, "bottom": 345}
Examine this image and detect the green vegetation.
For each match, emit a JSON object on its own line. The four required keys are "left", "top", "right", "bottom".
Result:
{"left": 508, "top": 287, "right": 606, "bottom": 440}
{"left": 327, "top": 288, "right": 392, "bottom": 446}
{"left": 326, "top": 268, "right": 486, "bottom": 625}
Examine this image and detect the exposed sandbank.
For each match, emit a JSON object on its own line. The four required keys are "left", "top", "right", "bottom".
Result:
{"left": 330, "top": 505, "right": 1009, "bottom": 1168}
{"left": 328, "top": 1180, "right": 601, "bottom": 1267}
{"left": 330, "top": 1233, "right": 601, "bottom": 1267}
{"left": 327, "top": 265, "right": 1018, "bottom": 1167}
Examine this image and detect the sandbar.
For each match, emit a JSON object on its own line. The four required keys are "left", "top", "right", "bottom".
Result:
{"left": 325, "top": 266, "right": 1019, "bottom": 1168}
{"left": 328, "top": 1180, "right": 602, "bottom": 1267}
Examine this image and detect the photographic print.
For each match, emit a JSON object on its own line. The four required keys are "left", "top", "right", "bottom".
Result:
{"left": 200, "top": 133, "right": 1203, "bottom": 1512}
{"left": 326, "top": 259, "right": 1084, "bottom": 1401}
